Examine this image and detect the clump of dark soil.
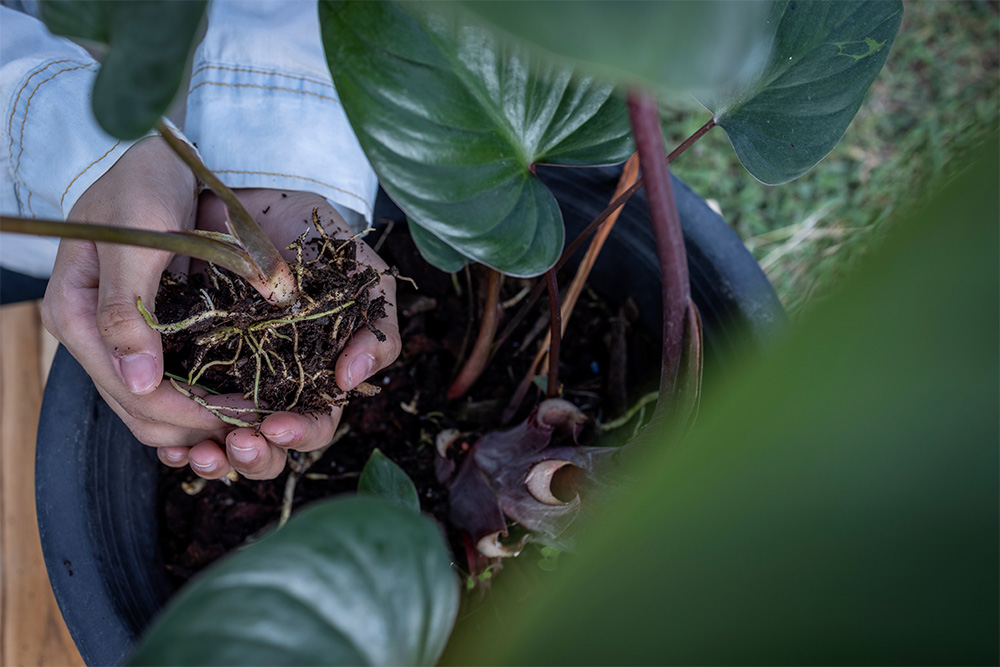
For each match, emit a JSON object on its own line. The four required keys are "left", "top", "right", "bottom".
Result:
{"left": 154, "top": 209, "right": 387, "bottom": 415}
{"left": 160, "top": 223, "right": 659, "bottom": 583}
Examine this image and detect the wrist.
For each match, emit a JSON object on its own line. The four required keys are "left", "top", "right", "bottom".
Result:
{"left": 70, "top": 136, "right": 198, "bottom": 230}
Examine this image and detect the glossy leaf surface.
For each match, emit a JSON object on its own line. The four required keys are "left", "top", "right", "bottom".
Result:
{"left": 129, "top": 497, "right": 458, "bottom": 666}
{"left": 359, "top": 449, "right": 421, "bottom": 513}
{"left": 464, "top": 1, "right": 771, "bottom": 96}
{"left": 320, "top": 1, "right": 634, "bottom": 277}
{"left": 408, "top": 219, "right": 471, "bottom": 274}
{"left": 701, "top": 0, "right": 904, "bottom": 184}
{"left": 447, "top": 137, "right": 1000, "bottom": 664}
{"left": 39, "top": 0, "right": 206, "bottom": 139}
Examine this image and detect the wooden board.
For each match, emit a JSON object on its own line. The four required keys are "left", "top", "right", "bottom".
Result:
{"left": 0, "top": 302, "right": 84, "bottom": 666}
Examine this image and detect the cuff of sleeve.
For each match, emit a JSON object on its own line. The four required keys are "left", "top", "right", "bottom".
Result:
{"left": 184, "top": 65, "right": 378, "bottom": 231}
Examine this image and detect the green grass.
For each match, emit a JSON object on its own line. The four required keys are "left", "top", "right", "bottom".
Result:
{"left": 663, "top": 0, "right": 1000, "bottom": 316}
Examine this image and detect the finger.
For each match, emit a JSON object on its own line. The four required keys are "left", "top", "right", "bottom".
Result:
{"left": 187, "top": 440, "right": 233, "bottom": 480}
{"left": 259, "top": 405, "right": 344, "bottom": 452}
{"left": 158, "top": 447, "right": 191, "bottom": 468}
{"left": 93, "top": 380, "right": 242, "bottom": 445}
{"left": 69, "top": 136, "right": 195, "bottom": 397}
{"left": 95, "top": 242, "right": 175, "bottom": 395}
{"left": 44, "top": 241, "right": 220, "bottom": 441}
{"left": 336, "top": 300, "right": 400, "bottom": 391}
{"left": 226, "top": 428, "right": 288, "bottom": 480}
{"left": 334, "top": 224, "right": 400, "bottom": 390}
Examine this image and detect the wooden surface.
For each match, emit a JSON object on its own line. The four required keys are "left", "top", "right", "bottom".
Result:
{"left": 0, "top": 302, "right": 84, "bottom": 667}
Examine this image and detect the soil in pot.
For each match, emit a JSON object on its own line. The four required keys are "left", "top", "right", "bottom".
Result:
{"left": 36, "top": 167, "right": 784, "bottom": 667}
{"left": 159, "top": 223, "right": 662, "bottom": 583}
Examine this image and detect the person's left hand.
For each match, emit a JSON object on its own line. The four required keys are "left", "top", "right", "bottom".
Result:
{"left": 156, "top": 188, "right": 400, "bottom": 480}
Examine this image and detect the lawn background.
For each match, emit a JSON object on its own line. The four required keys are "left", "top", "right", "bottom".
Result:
{"left": 663, "top": 0, "right": 999, "bottom": 315}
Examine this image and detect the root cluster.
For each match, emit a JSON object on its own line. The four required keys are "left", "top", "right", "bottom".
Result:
{"left": 149, "top": 210, "right": 388, "bottom": 419}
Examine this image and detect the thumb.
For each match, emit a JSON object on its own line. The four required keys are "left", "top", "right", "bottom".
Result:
{"left": 96, "top": 245, "right": 175, "bottom": 395}
{"left": 336, "top": 302, "right": 401, "bottom": 392}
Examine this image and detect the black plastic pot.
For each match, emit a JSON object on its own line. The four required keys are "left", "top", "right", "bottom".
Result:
{"left": 37, "top": 168, "right": 784, "bottom": 665}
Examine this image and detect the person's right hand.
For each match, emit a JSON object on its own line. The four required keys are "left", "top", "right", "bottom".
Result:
{"left": 41, "top": 136, "right": 253, "bottom": 474}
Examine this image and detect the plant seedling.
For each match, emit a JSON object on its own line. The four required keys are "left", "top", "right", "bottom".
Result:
{"left": 9, "top": 1, "right": 910, "bottom": 662}
{"left": 1, "top": 124, "right": 390, "bottom": 420}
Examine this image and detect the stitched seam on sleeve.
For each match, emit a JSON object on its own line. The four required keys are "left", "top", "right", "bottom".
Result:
{"left": 7, "top": 59, "right": 79, "bottom": 156}
{"left": 6, "top": 59, "right": 89, "bottom": 213}
{"left": 187, "top": 80, "right": 342, "bottom": 105}
{"left": 59, "top": 140, "right": 121, "bottom": 210}
{"left": 11, "top": 62, "right": 99, "bottom": 216}
{"left": 213, "top": 169, "right": 372, "bottom": 216}
{"left": 191, "top": 64, "right": 334, "bottom": 89}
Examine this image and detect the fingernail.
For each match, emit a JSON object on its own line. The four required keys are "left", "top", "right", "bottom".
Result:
{"left": 229, "top": 444, "right": 258, "bottom": 465}
{"left": 163, "top": 450, "right": 184, "bottom": 463}
{"left": 347, "top": 354, "right": 374, "bottom": 389}
{"left": 264, "top": 429, "right": 294, "bottom": 445}
{"left": 189, "top": 460, "right": 215, "bottom": 473}
{"left": 120, "top": 353, "right": 158, "bottom": 394}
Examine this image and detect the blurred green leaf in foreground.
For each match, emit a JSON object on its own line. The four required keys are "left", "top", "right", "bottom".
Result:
{"left": 448, "top": 134, "right": 999, "bottom": 664}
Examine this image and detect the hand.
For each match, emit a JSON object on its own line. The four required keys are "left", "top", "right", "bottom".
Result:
{"left": 43, "top": 136, "right": 236, "bottom": 462}
{"left": 42, "top": 139, "right": 399, "bottom": 480}
{"left": 157, "top": 189, "right": 400, "bottom": 480}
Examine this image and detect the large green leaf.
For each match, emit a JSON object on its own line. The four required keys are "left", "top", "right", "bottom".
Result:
{"left": 446, "top": 136, "right": 999, "bottom": 663}
{"left": 39, "top": 0, "right": 206, "bottom": 140}
{"left": 129, "top": 496, "right": 459, "bottom": 666}
{"left": 700, "top": 0, "right": 904, "bottom": 184}
{"left": 37, "top": 0, "right": 110, "bottom": 44}
{"left": 463, "top": 1, "right": 771, "bottom": 97}
{"left": 408, "top": 219, "right": 472, "bottom": 274}
{"left": 359, "top": 449, "right": 421, "bottom": 512}
{"left": 320, "top": 1, "right": 634, "bottom": 277}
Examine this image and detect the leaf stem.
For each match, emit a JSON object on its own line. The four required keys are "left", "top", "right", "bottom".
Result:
{"left": 447, "top": 268, "right": 502, "bottom": 400}
{"left": 500, "top": 157, "right": 641, "bottom": 422}
{"left": 667, "top": 117, "right": 716, "bottom": 163}
{"left": 544, "top": 269, "right": 561, "bottom": 398}
{"left": 491, "top": 115, "right": 716, "bottom": 381}
{"left": 0, "top": 215, "right": 260, "bottom": 281}
{"left": 156, "top": 121, "right": 298, "bottom": 306}
{"left": 495, "top": 175, "right": 645, "bottom": 349}
{"left": 627, "top": 91, "right": 691, "bottom": 407}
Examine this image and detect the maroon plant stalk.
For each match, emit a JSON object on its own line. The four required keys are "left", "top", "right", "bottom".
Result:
{"left": 627, "top": 91, "right": 691, "bottom": 405}
{"left": 671, "top": 117, "right": 716, "bottom": 161}
{"left": 544, "top": 269, "right": 561, "bottom": 398}
{"left": 447, "top": 268, "right": 502, "bottom": 400}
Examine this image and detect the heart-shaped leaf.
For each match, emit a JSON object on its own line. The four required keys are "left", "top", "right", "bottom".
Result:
{"left": 408, "top": 219, "right": 471, "bottom": 274}
{"left": 128, "top": 496, "right": 458, "bottom": 666}
{"left": 359, "top": 449, "right": 421, "bottom": 513}
{"left": 320, "top": 1, "right": 634, "bottom": 277}
{"left": 39, "top": 0, "right": 206, "bottom": 140}
{"left": 700, "top": 0, "right": 904, "bottom": 184}
{"left": 462, "top": 1, "right": 772, "bottom": 97}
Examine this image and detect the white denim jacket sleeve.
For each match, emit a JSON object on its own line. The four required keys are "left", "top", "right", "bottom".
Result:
{"left": 186, "top": 0, "right": 378, "bottom": 233}
{"left": 0, "top": 4, "right": 139, "bottom": 277}
{"left": 1, "top": 0, "right": 378, "bottom": 278}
